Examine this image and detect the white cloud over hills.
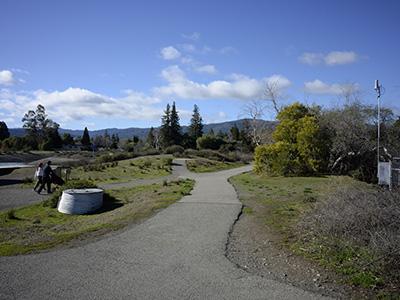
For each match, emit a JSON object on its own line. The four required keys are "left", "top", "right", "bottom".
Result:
{"left": 0, "top": 88, "right": 163, "bottom": 127}
{"left": 155, "top": 65, "right": 290, "bottom": 101}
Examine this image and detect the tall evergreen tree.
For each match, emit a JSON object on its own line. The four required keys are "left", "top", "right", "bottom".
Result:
{"left": 170, "top": 102, "right": 182, "bottom": 145}
{"left": 111, "top": 134, "right": 119, "bottom": 149}
{"left": 188, "top": 104, "right": 203, "bottom": 144}
{"left": 230, "top": 125, "right": 240, "bottom": 141}
{"left": 0, "top": 121, "right": 10, "bottom": 141}
{"left": 62, "top": 133, "right": 75, "bottom": 146}
{"left": 81, "top": 127, "right": 91, "bottom": 150}
{"left": 146, "top": 127, "right": 156, "bottom": 148}
{"left": 160, "top": 103, "right": 172, "bottom": 147}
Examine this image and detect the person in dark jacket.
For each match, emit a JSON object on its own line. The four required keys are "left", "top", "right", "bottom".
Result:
{"left": 37, "top": 161, "right": 54, "bottom": 194}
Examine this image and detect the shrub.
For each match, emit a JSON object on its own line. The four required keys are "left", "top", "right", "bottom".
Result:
{"left": 162, "top": 157, "right": 173, "bottom": 166}
{"left": 184, "top": 149, "right": 237, "bottom": 162}
{"left": 6, "top": 209, "right": 17, "bottom": 220}
{"left": 164, "top": 145, "right": 184, "bottom": 154}
{"left": 96, "top": 152, "right": 134, "bottom": 163}
{"left": 299, "top": 185, "right": 400, "bottom": 287}
{"left": 196, "top": 135, "right": 225, "bottom": 150}
{"left": 254, "top": 142, "right": 306, "bottom": 176}
{"left": 42, "top": 179, "right": 97, "bottom": 208}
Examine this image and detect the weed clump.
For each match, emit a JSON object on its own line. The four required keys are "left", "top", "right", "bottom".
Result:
{"left": 298, "top": 186, "right": 400, "bottom": 289}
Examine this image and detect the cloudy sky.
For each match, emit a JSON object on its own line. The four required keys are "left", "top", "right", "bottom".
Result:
{"left": 1, "top": 0, "right": 400, "bottom": 130}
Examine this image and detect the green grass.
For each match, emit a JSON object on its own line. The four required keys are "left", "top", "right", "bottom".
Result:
{"left": 230, "top": 173, "right": 383, "bottom": 290}
{"left": 0, "top": 178, "right": 194, "bottom": 256}
{"left": 186, "top": 158, "right": 245, "bottom": 173}
{"left": 230, "top": 173, "right": 332, "bottom": 236}
{"left": 71, "top": 156, "right": 173, "bottom": 184}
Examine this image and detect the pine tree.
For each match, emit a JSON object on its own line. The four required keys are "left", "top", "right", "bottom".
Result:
{"left": 160, "top": 103, "right": 171, "bottom": 147}
{"left": 111, "top": 134, "right": 119, "bottom": 149}
{"left": 170, "top": 102, "right": 182, "bottom": 145}
{"left": 146, "top": 127, "right": 155, "bottom": 148}
{"left": 0, "top": 121, "right": 10, "bottom": 141}
{"left": 230, "top": 125, "right": 240, "bottom": 141}
{"left": 188, "top": 104, "right": 203, "bottom": 145}
{"left": 81, "top": 127, "right": 91, "bottom": 150}
{"left": 104, "top": 130, "right": 110, "bottom": 148}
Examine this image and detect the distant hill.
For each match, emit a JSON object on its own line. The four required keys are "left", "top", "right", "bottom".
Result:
{"left": 9, "top": 119, "right": 276, "bottom": 140}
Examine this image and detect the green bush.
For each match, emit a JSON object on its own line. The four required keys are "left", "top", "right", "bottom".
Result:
{"left": 96, "top": 152, "right": 134, "bottom": 163}
{"left": 42, "top": 180, "right": 97, "bottom": 208}
{"left": 255, "top": 103, "right": 326, "bottom": 176}
{"left": 196, "top": 135, "right": 225, "bottom": 150}
{"left": 164, "top": 145, "right": 184, "bottom": 154}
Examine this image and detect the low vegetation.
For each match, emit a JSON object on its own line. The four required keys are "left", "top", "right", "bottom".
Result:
{"left": 186, "top": 158, "right": 245, "bottom": 173}
{"left": 230, "top": 173, "right": 399, "bottom": 296}
{"left": 71, "top": 156, "right": 173, "bottom": 184}
{"left": 296, "top": 186, "right": 400, "bottom": 294}
{"left": 0, "top": 178, "right": 194, "bottom": 256}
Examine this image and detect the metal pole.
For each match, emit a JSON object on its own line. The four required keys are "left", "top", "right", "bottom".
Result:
{"left": 377, "top": 93, "right": 380, "bottom": 177}
{"left": 375, "top": 80, "right": 381, "bottom": 180}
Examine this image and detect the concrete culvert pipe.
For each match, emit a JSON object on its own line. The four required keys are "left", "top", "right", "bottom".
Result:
{"left": 58, "top": 188, "right": 104, "bottom": 214}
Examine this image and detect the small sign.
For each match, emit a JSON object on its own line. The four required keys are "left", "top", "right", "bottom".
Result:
{"left": 378, "top": 162, "right": 391, "bottom": 186}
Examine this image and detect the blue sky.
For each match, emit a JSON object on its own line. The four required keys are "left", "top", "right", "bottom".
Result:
{"left": 1, "top": 0, "right": 399, "bottom": 130}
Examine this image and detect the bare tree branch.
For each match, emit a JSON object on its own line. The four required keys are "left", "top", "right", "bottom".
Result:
{"left": 265, "top": 80, "right": 282, "bottom": 114}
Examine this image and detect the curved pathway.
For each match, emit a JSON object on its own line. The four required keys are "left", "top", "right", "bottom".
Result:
{"left": 0, "top": 160, "right": 330, "bottom": 299}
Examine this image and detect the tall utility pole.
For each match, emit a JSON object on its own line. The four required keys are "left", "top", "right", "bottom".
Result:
{"left": 374, "top": 79, "right": 382, "bottom": 179}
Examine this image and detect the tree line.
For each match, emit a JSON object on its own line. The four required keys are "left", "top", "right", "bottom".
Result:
{"left": 0, "top": 102, "right": 255, "bottom": 153}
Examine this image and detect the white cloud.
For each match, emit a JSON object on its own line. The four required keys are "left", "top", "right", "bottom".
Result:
{"left": 299, "top": 51, "right": 358, "bottom": 66}
{"left": 298, "top": 52, "right": 324, "bottom": 65}
{"left": 0, "top": 70, "right": 15, "bottom": 86}
{"left": 160, "top": 46, "right": 181, "bottom": 60}
{"left": 181, "top": 32, "right": 200, "bottom": 41}
{"left": 161, "top": 65, "right": 186, "bottom": 82}
{"left": 0, "top": 87, "right": 163, "bottom": 126}
{"left": 195, "top": 65, "right": 217, "bottom": 74}
{"left": 324, "top": 51, "right": 358, "bottom": 65}
{"left": 180, "top": 44, "right": 196, "bottom": 52}
{"left": 304, "top": 79, "right": 358, "bottom": 95}
{"left": 155, "top": 66, "right": 290, "bottom": 101}
{"left": 220, "top": 46, "right": 238, "bottom": 55}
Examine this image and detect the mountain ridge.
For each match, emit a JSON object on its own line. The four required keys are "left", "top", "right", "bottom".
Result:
{"left": 9, "top": 119, "right": 275, "bottom": 140}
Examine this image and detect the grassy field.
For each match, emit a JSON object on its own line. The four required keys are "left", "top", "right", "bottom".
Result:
{"left": 229, "top": 173, "right": 389, "bottom": 293}
{"left": 0, "top": 179, "right": 194, "bottom": 256}
{"left": 70, "top": 156, "right": 173, "bottom": 183}
{"left": 186, "top": 158, "right": 245, "bottom": 173}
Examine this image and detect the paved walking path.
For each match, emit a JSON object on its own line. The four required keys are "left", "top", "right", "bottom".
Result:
{"left": 0, "top": 160, "right": 329, "bottom": 299}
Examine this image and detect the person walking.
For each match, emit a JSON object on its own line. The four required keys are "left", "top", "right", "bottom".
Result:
{"left": 37, "top": 161, "right": 54, "bottom": 194}
{"left": 33, "top": 162, "right": 44, "bottom": 192}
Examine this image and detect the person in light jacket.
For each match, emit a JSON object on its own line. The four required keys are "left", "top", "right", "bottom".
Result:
{"left": 33, "top": 162, "right": 44, "bottom": 192}
{"left": 37, "top": 161, "right": 54, "bottom": 194}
